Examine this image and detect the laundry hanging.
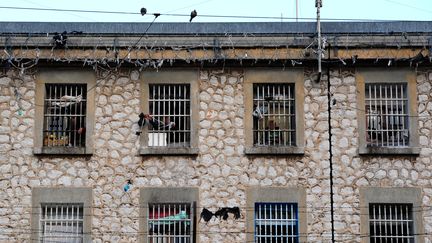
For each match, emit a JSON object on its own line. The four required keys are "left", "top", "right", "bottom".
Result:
{"left": 149, "top": 210, "right": 189, "bottom": 226}
{"left": 52, "top": 94, "right": 83, "bottom": 107}
{"left": 252, "top": 105, "right": 268, "bottom": 119}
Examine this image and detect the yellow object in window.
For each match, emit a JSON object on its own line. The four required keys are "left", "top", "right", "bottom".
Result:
{"left": 44, "top": 134, "right": 69, "bottom": 146}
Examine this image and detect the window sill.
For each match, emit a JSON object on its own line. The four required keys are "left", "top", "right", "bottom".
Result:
{"left": 359, "top": 146, "right": 420, "bottom": 156}
{"left": 139, "top": 147, "right": 199, "bottom": 156}
{"left": 245, "top": 146, "right": 304, "bottom": 155}
{"left": 33, "top": 147, "right": 93, "bottom": 156}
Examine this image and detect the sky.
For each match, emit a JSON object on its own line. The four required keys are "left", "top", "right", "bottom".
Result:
{"left": 0, "top": 0, "right": 431, "bottom": 22}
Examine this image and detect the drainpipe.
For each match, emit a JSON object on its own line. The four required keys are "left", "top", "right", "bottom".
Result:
{"left": 316, "top": 1, "right": 333, "bottom": 240}
{"left": 327, "top": 44, "right": 335, "bottom": 243}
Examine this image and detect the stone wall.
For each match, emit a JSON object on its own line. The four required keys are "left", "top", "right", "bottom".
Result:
{"left": 330, "top": 69, "right": 432, "bottom": 242}
{"left": 0, "top": 67, "right": 431, "bottom": 242}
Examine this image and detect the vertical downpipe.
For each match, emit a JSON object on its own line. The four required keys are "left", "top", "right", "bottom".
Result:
{"left": 327, "top": 45, "right": 335, "bottom": 243}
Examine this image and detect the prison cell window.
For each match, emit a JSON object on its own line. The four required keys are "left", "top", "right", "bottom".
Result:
{"left": 43, "top": 83, "right": 87, "bottom": 148}
{"left": 40, "top": 203, "right": 84, "bottom": 242}
{"left": 254, "top": 202, "right": 299, "bottom": 243}
{"left": 365, "top": 83, "right": 409, "bottom": 147}
{"left": 253, "top": 83, "right": 296, "bottom": 147}
{"left": 147, "top": 202, "right": 195, "bottom": 243}
{"left": 148, "top": 84, "right": 191, "bottom": 148}
{"left": 369, "top": 203, "right": 414, "bottom": 242}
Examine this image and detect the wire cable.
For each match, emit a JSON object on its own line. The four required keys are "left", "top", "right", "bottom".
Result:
{"left": 383, "top": 0, "right": 432, "bottom": 15}
{"left": 0, "top": 5, "right": 425, "bottom": 22}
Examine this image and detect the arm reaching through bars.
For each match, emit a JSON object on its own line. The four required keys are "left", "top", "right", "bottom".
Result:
{"left": 136, "top": 113, "right": 176, "bottom": 136}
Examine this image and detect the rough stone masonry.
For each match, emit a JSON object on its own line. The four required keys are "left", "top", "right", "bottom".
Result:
{"left": 0, "top": 67, "right": 432, "bottom": 242}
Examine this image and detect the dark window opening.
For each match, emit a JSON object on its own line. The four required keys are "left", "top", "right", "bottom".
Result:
{"left": 253, "top": 83, "right": 296, "bottom": 146}
{"left": 148, "top": 84, "right": 191, "bottom": 147}
{"left": 43, "top": 84, "right": 87, "bottom": 148}
{"left": 40, "top": 203, "right": 84, "bottom": 242}
{"left": 148, "top": 202, "right": 195, "bottom": 243}
{"left": 365, "top": 83, "right": 409, "bottom": 147}
{"left": 369, "top": 203, "right": 414, "bottom": 242}
{"left": 254, "top": 202, "right": 299, "bottom": 243}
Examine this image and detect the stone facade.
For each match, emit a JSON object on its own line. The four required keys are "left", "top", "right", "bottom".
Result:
{"left": 1, "top": 65, "right": 431, "bottom": 242}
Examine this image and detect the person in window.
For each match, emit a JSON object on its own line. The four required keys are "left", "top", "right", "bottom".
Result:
{"left": 265, "top": 120, "right": 284, "bottom": 145}
{"left": 140, "top": 113, "right": 182, "bottom": 146}
{"left": 252, "top": 103, "right": 268, "bottom": 145}
{"left": 143, "top": 114, "right": 176, "bottom": 130}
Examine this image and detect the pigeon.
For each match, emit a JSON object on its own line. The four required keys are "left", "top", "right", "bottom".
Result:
{"left": 140, "top": 7, "right": 147, "bottom": 16}
{"left": 190, "top": 10, "right": 197, "bottom": 22}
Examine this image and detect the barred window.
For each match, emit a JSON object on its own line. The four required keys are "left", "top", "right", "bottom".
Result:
{"left": 253, "top": 84, "right": 295, "bottom": 146}
{"left": 365, "top": 83, "right": 409, "bottom": 147}
{"left": 43, "top": 83, "right": 87, "bottom": 148}
{"left": 40, "top": 203, "right": 84, "bottom": 242}
{"left": 147, "top": 203, "right": 195, "bottom": 243}
{"left": 369, "top": 203, "right": 414, "bottom": 242}
{"left": 254, "top": 203, "right": 299, "bottom": 243}
{"left": 148, "top": 84, "right": 191, "bottom": 147}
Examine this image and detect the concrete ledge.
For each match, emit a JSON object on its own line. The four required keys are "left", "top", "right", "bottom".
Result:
{"left": 139, "top": 147, "right": 199, "bottom": 156}
{"left": 33, "top": 147, "right": 93, "bottom": 156}
{"left": 359, "top": 146, "right": 420, "bottom": 156}
{"left": 244, "top": 146, "right": 305, "bottom": 155}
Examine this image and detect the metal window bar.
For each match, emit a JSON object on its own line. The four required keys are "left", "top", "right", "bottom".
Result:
{"left": 39, "top": 203, "right": 84, "bottom": 243}
{"left": 148, "top": 84, "right": 191, "bottom": 147}
{"left": 365, "top": 83, "right": 409, "bottom": 147}
{"left": 147, "top": 202, "right": 195, "bottom": 243}
{"left": 253, "top": 83, "right": 295, "bottom": 147}
{"left": 369, "top": 203, "right": 414, "bottom": 242}
{"left": 43, "top": 83, "right": 87, "bottom": 148}
{"left": 254, "top": 203, "right": 299, "bottom": 243}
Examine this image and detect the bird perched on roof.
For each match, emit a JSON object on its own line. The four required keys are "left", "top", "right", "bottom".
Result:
{"left": 140, "top": 7, "right": 147, "bottom": 16}
{"left": 190, "top": 9, "right": 197, "bottom": 22}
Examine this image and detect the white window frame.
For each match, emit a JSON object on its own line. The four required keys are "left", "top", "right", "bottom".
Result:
{"left": 140, "top": 70, "right": 199, "bottom": 155}
{"left": 254, "top": 202, "right": 299, "bottom": 242}
{"left": 359, "top": 187, "right": 423, "bottom": 243}
{"left": 356, "top": 69, "right": 419, "bottom": 155}
{"left": 31, "top": 188, "right": 92, "bottom": 243}
{"left": 368, "top": 203, "right": 414, "bottom": 242}
{"left": 139, "top": 187, "right": 198, "bottom": 243}
{"left": 39, "top": 203, "right": 85, "bottom": 242}
{"left": 246, "top": 187, "right": 307, "bottom": 243}
{"left": 34, "top": 69, "right": 95, "bottom": 155}
{"left": 244, "top": 69, "right": 304, "bottom": 155}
